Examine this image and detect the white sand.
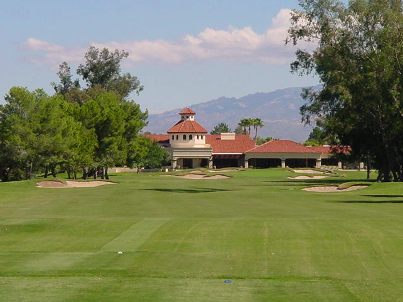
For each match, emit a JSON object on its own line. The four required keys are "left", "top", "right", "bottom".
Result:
{"left": 293, "top": 169, "right": 325, "bottom": 174}
{"left": 37, "top": 180, "right": 115, "bottom": 188}
{"left": 208, "top": 169, "right": 237, "bottom": 173}
{"left": 288, "top": 175, "right": 329, "bottom": 180}
{"left": 302, "top": 185, "right": 367, "bottom": 192}
{"left": 176, "top": 174, "right": 229, "bottom": 180}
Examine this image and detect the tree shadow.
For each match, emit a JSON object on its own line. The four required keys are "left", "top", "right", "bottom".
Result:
{"left": 336, "top": 194, "right": 403, "bottom": 204}
{"left": 363, "top": 194, "right": 403, "bottom": 198}
{"left": 141, "top": 188, "right": 231, "bottom": 193}
{"left": 260, "top": 179, "right": 368, "bottom": 186}
{"left": 339, "top": 200, "right": 403, "bottom": 204}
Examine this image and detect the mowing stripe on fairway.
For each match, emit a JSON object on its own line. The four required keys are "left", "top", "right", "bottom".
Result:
{"left": 100, "top": 218, "right": 170, "bottom": 252}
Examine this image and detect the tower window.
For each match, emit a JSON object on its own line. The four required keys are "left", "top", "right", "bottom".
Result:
{"left": 172, "top": 135, "right": 174, "bottom": 140}
{"left": 183, "top": 134, "right": 186, "bottom": 140}
{"left": 189, "top": 134, "right": 193, "bottom": 140}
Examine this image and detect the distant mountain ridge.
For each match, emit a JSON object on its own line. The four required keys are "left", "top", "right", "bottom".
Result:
{"left": 145, "top": 86, "right": 317, "bottom": 142}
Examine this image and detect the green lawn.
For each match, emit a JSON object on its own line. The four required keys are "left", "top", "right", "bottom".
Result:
{"left": 0, "top": 169, "right": 402, "bottom": 301}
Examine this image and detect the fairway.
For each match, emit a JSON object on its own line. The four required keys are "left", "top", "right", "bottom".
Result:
{"left": 0, "top": 169, "right": 402, "bottom": 301}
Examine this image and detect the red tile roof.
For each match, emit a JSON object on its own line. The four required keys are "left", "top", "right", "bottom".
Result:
{"left": 246, "top": 140, "right": 322, "bottom": 153}
{"left": 308, "top": 145, "right": 351, "bottom": 155}
{"left": 206, "top": 134, "right": 256, "bottom": 154}
{"left": 144, "top": 134, "right": 169, "bottom": 143}
{"left": 167, "top": 120, "right": 207, "bottom": 133}
{"left": 179, "top": 107, "right": 195, "bottom": 115}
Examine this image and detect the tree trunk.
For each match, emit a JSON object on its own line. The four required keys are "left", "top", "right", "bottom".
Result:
{"left": 44, "top": 165, "right": 49, "bottom": 178}
{"left": 51, "top": 165, "right": 57, "bottom": 178}
{"left": 105, "top": 167, "right": 109, "bottom": 180}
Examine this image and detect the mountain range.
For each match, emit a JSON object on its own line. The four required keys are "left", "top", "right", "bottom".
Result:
{"left": 145, "top": 86, "right": 317, "bottom": 142}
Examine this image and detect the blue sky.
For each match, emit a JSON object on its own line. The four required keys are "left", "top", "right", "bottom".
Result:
{"left": 0, "top": 0, "right": 318, "bottom": 113}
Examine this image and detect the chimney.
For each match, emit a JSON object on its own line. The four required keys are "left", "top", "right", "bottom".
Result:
{"left": 220, "top": 133, "right": 236, "bottom": 140}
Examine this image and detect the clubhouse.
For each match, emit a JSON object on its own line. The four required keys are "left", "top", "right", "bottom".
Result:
{"left": 146, "top": 107, "right": 349, "bottom": 169}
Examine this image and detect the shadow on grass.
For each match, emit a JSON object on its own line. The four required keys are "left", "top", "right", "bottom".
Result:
{"left": 363, "top": 194, "right": 403, "bottom": 198}
{"left": 261, "top": 179, "right": 373, "bottom": 187}
{"left": 141, "top": 188, "right": 231, "bottom": 193}
{"left": 339, "top": 200, "right": 403, "bottom": 204}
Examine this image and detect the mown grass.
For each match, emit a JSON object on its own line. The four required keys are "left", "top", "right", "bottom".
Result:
{"left": 0, "top": 168, "right": 402, "bottom": 301}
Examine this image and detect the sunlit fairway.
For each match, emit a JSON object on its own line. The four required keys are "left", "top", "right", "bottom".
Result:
{"left": 0, "top": 169, "right": 402, "bottom": 301}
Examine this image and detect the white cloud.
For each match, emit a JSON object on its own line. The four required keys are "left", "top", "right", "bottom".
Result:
{"left": 24, "top": 9, "right": 296, "bottom": 66}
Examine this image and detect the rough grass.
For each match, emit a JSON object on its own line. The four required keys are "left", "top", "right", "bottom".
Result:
{"left": 0, "top": 169, "right": 402, "bottom": 301}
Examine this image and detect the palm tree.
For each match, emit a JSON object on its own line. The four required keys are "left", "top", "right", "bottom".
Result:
{"left": 238, "top": 118, "right": 250, "bottom": 135}
{"left": 252, "top": 118, "right": 264, "bottom": 140}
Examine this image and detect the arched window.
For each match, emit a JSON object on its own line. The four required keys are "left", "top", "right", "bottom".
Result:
{"left": 176, "top": 135, "right": 178, "bottom": 140}
{"left": 189, "top": 134, "right": 193, "bottom": 140}
{"left": 201, "top": 135, "right": 204, "bottom": 139}
{"left": 171, "top": 135, "right": 174, "bottom": 140}
{"left": 197, "top": 135, "right": 199, "bottom": 139}
{"left": 183, "top": 134, "right": 187, "bottom": 140}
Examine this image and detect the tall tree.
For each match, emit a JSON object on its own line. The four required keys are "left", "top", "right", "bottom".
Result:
{"left": 251, "top": 118, "right": 264, "bottom": 140}
{"left": 127, "top": 137, "right": 169, "bottom": 171}
{"left": 51, "top": 62, "right": 80, "bottom": 95}
{"left": 210, "top": 122, "right": 232, "bottom": 134}
{"left": 238, "top": 118, "right": 252, "bottom": 135}
{"left": 304, "top": 126, "right": 329, "bottom": 146}
{"left": 288, "top": 0, "right": 403, "bottom": 181}
{"left": 77, "top": 47, "right": 143, "bottom": 98}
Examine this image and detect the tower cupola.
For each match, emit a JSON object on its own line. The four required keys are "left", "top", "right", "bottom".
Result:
{"left": 179, "top": 107, "right": 196, "bottom": 121}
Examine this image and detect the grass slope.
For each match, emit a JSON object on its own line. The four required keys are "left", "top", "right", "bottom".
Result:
{"left": 0, "top": 169, "right": 402, "bottom": 301}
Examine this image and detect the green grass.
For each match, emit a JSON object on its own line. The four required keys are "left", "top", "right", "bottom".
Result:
{"left": 0, "top": 168, "right": 402, "bottom": 301}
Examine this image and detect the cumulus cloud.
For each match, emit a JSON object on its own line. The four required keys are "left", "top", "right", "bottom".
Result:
{"left": 24, "top": 9, "right": 296, "bottom": 66}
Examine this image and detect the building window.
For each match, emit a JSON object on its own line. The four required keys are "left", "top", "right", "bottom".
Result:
{"left": 189, "top": 134, "right": 193, "bottom": 140}
{"left": 183, "top": 134, "right": 186, "bottom": 140}
{"left": 172, "top": 135, "right": 174, "bottom": 140}
{"left": 201, "top": 135, "right": 203, "bottom": 139}
{"left": 197, "top": 135, "right": 199, "bottom": 139}
{"left": 176, "top": 135, "right": 178, "bottom": 140}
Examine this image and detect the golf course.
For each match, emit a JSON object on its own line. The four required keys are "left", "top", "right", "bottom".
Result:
{"left": 0, "top": 168, "right": 402, "bottom": 301}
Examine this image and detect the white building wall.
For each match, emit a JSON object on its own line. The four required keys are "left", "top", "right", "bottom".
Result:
{"left": 169, "top": 133, "right": 206, "bottom": 147}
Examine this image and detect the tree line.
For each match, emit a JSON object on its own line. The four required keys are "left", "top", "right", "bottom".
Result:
{"left": 0, "top": 47, "right": 168, "bottom": 182}
{"left": 288, "top": 0, "right": 402, "bottom": 182}
{"left": 210, "top": 118, "right": 265, "bottom": 140}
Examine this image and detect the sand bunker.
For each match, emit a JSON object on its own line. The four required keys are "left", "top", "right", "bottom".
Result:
{"left": 208, "top": 169, "right": 238, "bottom": 173}
{"left": 302, "top": 185, "right": 368, "bottom": 192}
{"left": 176, "top": 174, "right": 229, "bottom": 180}
{"left": 37, "top": 180, "right": 115, "bottom": 188}
{"left": 288, "top": 175, "right": 329, "bottom": 180}
{"left": 293, "top": 169, "right": 325, "bottom": 174}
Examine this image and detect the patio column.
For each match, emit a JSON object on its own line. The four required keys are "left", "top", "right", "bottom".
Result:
{"left": 316, "top": 159, "right": 322, "bottom": 168}
{"left": 244, "top": 159, "right": 249, "bottom": 169}
{"left": 338, "top": 161, "right": 343, "bottom": 169}
{"left": 281, "top": 159, "right": 286, "bottom": 168}
{"left": 208, "top": 157, "right": 213, "bottom": 169}
{"left": 171, "top": 158, "right": 177, "bottom": 169}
